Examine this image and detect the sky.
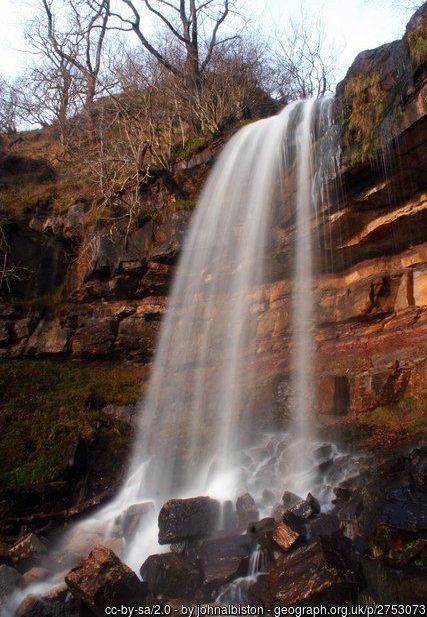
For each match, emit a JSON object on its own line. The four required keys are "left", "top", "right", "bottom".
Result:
{"left": 0, "top": 0, "right": 414, "bottom": 83}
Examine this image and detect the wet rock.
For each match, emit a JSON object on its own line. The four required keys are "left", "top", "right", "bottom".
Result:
{"left": 140, "top": 552, "right": 200, "bottom": 599}
{"left": 17, "top": 585, "right": 81, "bottom": 617}
{"left": 247, "top": 575, "right": 273, "bottom": 609}
{"left": 334, "top": 479, "right": 355, "bottom": 501}
{"left": 65, "top": 545, "right": 147, "bottom": 616}
{"left": 247, "top": 518, "right": 276, "bottom": 553}
{"left": 314, "top": 444, "right": 333, "bottom": 460}
{"left": 236, "top": 493, "right": 259, "bottom": 531}
{"left": 158, "top": 497, "right": 220, "bottom": 545}
{"left": 200, "top": 535, "right": 252, "bottom": 587}
{"left": 288, "top": 493, "right": 321, "bottom": 520}
{"left": 308, "top": 513, "right": 341, "bottom": 539}
{"left": 0, "top": 564, "right": 23, "bottom": 607}
{"left": 272, "top": 516, "right": 304, "bottom": 552}
{"left": 282, "top": 491, "right": 304, "bottom": 510}
{"left": 269, "top": 535, "right": 359, "bottom": 606}
{"left": 120, "top": 502, "right": 155, "bottom": 540}
{"left": 379, "top": 488, "right": 427, "bottom": 532}
{"left": 17, "top": 596, "right": 52, "bottom": 617}
{"left": 10, "top": 533, "right": 47, "bottom": 568}
{"left": 362, "top": 557, "right": 427, "bottom": 604}
{"left": 21, "top": 567, "right": 50, "bottom": 586}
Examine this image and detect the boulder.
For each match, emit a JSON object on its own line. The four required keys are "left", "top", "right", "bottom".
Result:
{"left": 10, "top": 534, "right": 47, "bottom": 568}
{"left": 378, "top": 488, "right": 427, "bottom": 532}
{"left": 272, "top": 514, "right": 304, "bottom": 552}
{"left": 247, "top": 575, "right": 273, "bottom": 609}
{"left": 288, "top": 493, "right": 321, "bottom": 520}
{"left": 362, "top": 557, "right": 427, "bottom": 604}
{"left": 0, "top": 564, "right": 23, "bottom": 608}
{"left": 158, "top": 497, "right": 220, "bottom": 545}
{"left": 308, "top": 513, "right": 341, "bottom": 539}
{"left": 65, "top": 545, "right": 147, "bottom": 616}
{"left": 21, "top": 567, "right": 50, "bottom": 586}
{"left": 236, "top": 493, "right": 259, "bottom": 531}
{"left": 140, "top": 552, "right": 200, "bottom": 599}
{"left": 199, "top": 535, "right": 252, "bottom": 587}
{"left": 247, "top": 518, "right": 276, "bottom": 554}
{"left": 17, "top": 585, "right": 80, "bottom": 617}
{"left": 269, "top": 535, "right": 359, "bottom": 606}
{"left": 17, "top": 596, "right": 53, "bottom": 617}
{"left": 282, "top": 491, "right": 303, "bottom": 510}
{"left": 120, "top": 502, "right": 155, "bottom": 540}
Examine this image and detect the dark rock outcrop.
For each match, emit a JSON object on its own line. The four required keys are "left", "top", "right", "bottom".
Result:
{"left": 65, "top": 545, "right": 147, "bottom": 617}
{"left": 236, "top": 493, "right": 259, "bottom": 531}
{"left": 269, "top": 534, "right": 359, "bottom": 606}
{"left": 199, "top": 535, "right": 252, "bottom": 587}
{"left": 158, "top": 496, "right": 220, "bottom": 545}
{"left": 140, "top": 552, "right": 200, "bottom": 599}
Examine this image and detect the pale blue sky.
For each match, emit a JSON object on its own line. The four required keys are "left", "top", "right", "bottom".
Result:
{"left": 0, "top": 0, "right": 413, "bottom": 82}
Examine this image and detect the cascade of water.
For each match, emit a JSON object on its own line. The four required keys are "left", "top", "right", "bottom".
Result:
{"left": 2, "top": 98, "right": 345, "bottom": 615}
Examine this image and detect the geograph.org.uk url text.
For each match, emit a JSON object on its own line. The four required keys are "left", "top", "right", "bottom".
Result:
{"left": 103, "top": 605, "right": 427, "bottom": 617}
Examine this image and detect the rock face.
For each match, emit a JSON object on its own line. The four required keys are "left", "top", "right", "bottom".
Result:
{"left": 200, "top": 535, "right": 252, "bottom": 587}
{"left": 269, "top": 535, "right": 359, "bottom": 606}
{"left": 158, "top": 497, "right": 220, "bottom": 545}
{"left": 236, "top": 493, "right": 259, "bottom": 531}
{"left": 140, "top": 553, "right": 200, "bottom": 599}
{"left": 65, "top": 545, "right": 147, "bottom": 617}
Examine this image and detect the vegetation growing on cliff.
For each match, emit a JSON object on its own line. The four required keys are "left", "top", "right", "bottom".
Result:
{"left": 0, "top": 360, "right": 147, "bottom": 487}
{"left": 343, "top": 71, "right": 388, "bottom": 165}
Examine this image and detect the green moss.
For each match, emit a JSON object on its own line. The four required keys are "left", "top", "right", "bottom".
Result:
{"left": 170, "top": 136, "right": 207, "bottom": 162}
{"left": 343, "top": 71, "right": 388, "bottom": 166}
{"left": 365, "top": 396, "right": 427, "bottom": 435}
{"left": 407, "top": 18, "right": 427, "bottom": 64}
{"left": 172, "top": 198, "right": 196, "bottom": 211}
{"left": 0, "top": 360, "right": 147, "bottom": 488}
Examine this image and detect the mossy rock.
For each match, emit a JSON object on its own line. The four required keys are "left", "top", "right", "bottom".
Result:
{"left": 0, "top": 360, "right": 147, "bottom": 488}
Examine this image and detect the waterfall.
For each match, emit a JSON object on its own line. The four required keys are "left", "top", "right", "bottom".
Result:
{"left": 3, "top": 98, "right": 349, "bottom": 615}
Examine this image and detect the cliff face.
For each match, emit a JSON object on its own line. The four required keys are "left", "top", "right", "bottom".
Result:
{"left": 0, "top": 6, "right": 426, "bottom": 485}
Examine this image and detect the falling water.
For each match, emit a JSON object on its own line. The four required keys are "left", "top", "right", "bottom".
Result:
{"left": 3, "top": 98, "right": 355, "bottom": 615}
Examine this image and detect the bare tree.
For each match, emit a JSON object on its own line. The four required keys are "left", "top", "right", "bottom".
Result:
{"left": 13, "top": 16, "right": 85, "bottom": 138}
{"left": 269, "top": 17, "right": 336, "bottom": 102}
{"left": 0, "top": 78, "right": 17, "bottom": 134}
{"left": 109, "top": 0, "right": 241, "bottom": 96}
{"left": 365, "top": 1, "right": 425, "bottom": 13}
{"left": 40, "top": 0, "right": 111, "bottom": 111}
{"left": 192, "top": 38, "right": 267, "bottom": 133}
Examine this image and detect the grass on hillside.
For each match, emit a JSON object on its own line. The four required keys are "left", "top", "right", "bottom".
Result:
{"left": 0, "top": 360, "right": 148, "bottom": 488}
